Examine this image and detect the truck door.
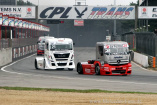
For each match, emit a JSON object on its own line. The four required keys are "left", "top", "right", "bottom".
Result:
{"left": 97, "top": 46, "right": 104, "bottom": 60}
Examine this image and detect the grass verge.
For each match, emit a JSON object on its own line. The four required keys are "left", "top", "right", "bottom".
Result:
{"left": 0, "top": 86, "right": 156, "bottom": 94}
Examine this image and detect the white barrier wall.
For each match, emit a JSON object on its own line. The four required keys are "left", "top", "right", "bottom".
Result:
{"left": 0, "top": 48, "right": 12, "bottom": 67}
{"left": 134, "top": 52, "right": 149, "bottom": 67}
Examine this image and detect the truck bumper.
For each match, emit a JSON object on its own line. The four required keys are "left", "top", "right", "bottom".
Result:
{"left": 81, "top": 62, "right": 132, "bottom": 76}
{"left": 45, "top": 58, "right": 75, "bottom": 70}
{"left": 100, "top": 63, "right": 132, "bottom": 75}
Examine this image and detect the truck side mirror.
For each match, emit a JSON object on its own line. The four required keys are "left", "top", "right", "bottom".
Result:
{"left": 127, "top": 50, "right": 132, "bottom": 54}
{"left": 73, "top": 43, "right": 75, "bottom": 45}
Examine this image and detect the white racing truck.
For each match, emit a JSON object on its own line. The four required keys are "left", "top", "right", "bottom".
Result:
{"left": 35, "top": 37, "right": 75, "bottom": 70}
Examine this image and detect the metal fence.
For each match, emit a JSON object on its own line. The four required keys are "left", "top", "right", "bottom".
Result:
{"left": 135, "top": 32, "right": 157, "bottom": 57}
{"left": 0, "top": 38, "right": 38, "bottom": 50}
{"left": 121, "top": 32, "right": 136, "bottom": 49}
{"left": 0, "top": 39, "right": 12, "bottom": 50}
{"left": 121, "top": 32, "right": 157, "bottom": 57}
{"left": 12, "top": 38, "right": 38, "bottom": 48}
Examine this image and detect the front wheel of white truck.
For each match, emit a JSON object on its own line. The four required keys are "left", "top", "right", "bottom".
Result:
{"left": 34, "top": 59, "right": 38, "bottom": 70}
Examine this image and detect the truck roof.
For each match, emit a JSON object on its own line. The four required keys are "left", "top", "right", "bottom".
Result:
{"left": 96, "top": 41, "right": 128, "bottom": 45}
{"left": 45, "top": 38, "right": 73, "bottom": 43}
{"left": 38, "top": 36, "right": 53, "bottom": 40}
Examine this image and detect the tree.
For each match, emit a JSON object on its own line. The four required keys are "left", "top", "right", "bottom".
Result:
{"left": 120, "top": 1, "right": 138, "bottom": 33}
{"left": 17, "top": 0, "right": 34, "bottom": 6}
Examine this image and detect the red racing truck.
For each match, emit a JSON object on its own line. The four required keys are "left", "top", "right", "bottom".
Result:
{"left": 77, "top": 41, "right": 132, "bottom": 76}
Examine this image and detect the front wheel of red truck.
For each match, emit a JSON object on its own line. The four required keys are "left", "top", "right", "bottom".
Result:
{"left": 77, "top": 62, "right": 83, "bottom": 74}
{"left": 95, "top": 64, "right": 100, "bottom": 75}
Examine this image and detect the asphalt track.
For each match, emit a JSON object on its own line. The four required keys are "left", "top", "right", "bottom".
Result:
{"left": 1, "top": 47, "right": 157, "bottom": 92}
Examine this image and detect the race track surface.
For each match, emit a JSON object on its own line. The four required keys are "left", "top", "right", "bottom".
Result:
{"left": 1, "top": 47, "right": 157, "bottom": 92}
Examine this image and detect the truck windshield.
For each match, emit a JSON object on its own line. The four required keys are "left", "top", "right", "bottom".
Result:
{"left": 50, "top": 44, "right": 72, "bottom": 50}
{"left": 105, "top": 48, "right": 128, "bottom": 55}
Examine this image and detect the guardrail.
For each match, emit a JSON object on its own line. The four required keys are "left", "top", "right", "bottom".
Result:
{"left": 0, "top": 39, "right": 11, "bottom": 50}
{"left": 12, "top": 38, "right": 38, "bottom": 48}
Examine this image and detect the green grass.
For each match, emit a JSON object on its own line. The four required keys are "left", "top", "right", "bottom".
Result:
{"left": 0, "top": 86, "right": 156, "bottom": 94}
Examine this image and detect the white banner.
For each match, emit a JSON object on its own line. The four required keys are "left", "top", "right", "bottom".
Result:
{"left": 0, "top": 6, "right": 35, "bottom": 19}
{"left": 2, "top": 15, "right": 9, "bottom": 26}
{"left": 9, "top": 17, "right": 15, "bottom": 27}
{"left": 74, "top": 20, "right": 84, "bottom": 26}
{"left": 138, "top": 7, "right": 157, "bottom": 19}
{"left": 38, "top": 6, "right": 135, "bottom": 20}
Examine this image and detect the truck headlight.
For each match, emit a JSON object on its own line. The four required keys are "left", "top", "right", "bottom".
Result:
{"left": 128, "top": 67, "right": 132, "bottom": 70}
{"left": 104, "top": 67, "right": 109, "bottom": 71}
{"left": 71, "top": 54, "right": 74, "bottom": 59}
{"left": 48, "top": 55, "right": 53, "bottom": 61}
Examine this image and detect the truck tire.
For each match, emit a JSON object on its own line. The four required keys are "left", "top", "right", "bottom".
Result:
{"left": 43, "top": 59, "right": 46, "bottom": 70}
{"left": 95, "top": 64, "right": 100, "bottom": 75}
{"left": 34, "top": 59, "right": 38, "bottom": 70}
{"left": 77, "top": 62, "right": 83, "bottom": 74}
{"left": 122, "top": 74, "right": 127, "bottom": 76}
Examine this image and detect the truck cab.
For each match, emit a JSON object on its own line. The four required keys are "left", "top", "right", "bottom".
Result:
{"left": 35, "top": 37, "right": 75, "bottom": 70}
{"left": 96, "top": 41, "right": 131, "bottom": 65}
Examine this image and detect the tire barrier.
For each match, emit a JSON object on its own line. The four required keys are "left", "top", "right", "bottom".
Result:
{"left": 12, "top": 44, "right": 37, "bottom": 61}
{"left": 148, "top": 56, "right": 156, "bottom": 68}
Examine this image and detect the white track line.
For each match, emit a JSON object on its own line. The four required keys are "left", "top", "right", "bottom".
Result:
{"left": 1, "top": 54, "right": 157, "bottom": 86}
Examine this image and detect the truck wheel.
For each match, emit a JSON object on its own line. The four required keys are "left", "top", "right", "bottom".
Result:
{"left": 95, "top": 64, "right": 100, "bottom": 75}
{"left": 122, "top": 74, "right": 127, "bottom": 76}
{"left": 35, "top": 59, "right": 38, "bottom": 69}
{"left": 43, "top": 59, "right": 46, "bottom": 70}
{"left": 77, "top": 62, "right": 83, "bottom": 74}
{"left": 68, "top": 68, "right": 73, "bottom": 71}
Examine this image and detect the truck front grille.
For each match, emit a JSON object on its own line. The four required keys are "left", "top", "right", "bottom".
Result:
{"left": 54, "top": 53, "right": 70, "bottom": 58}
{"left": 56, "top": 59, "right": 68, "bottom": 61}
{"left": 57, "top": 63, "right": 67, "bottom": 66}
{"left": 112, "top": 70, "right": 126, "bottom": 74}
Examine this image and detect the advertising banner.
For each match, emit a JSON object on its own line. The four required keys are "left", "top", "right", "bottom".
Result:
{"left": 138, "top": 6, "right": 157, "bottom": 19}
{"left": 74, "top": 20, "right": 84, "bottom": 26}
{"left": 32, "top": 23, "right": 35, "bottom": 29}
{"left": 0, "top": 6, "right": 35, "bottom": 19}
{"left": 28, "top": 22, "right": 32, "bottom": 29}
{"left": 2, "top": 15, "right": 9, "bottom": 26}
{"left": 0, "top": 13, "right": 2, "bottom": 25}
{"left": 38, "top": 6, "right": 135, "bottom": 20}
{"left": 18, "top": 19, "right": 23, "bottom": 28}
{"left": 25, "top": 21, "right": 28, "bottom": 28}
{"left": 14, "top": 18, "right": 19, "bottom": 27}
{"left": 9, "top": 17, "right": 15, "bottom": 27}
{"left": 22, "top": 20, "right": 26, "bottom": 28}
